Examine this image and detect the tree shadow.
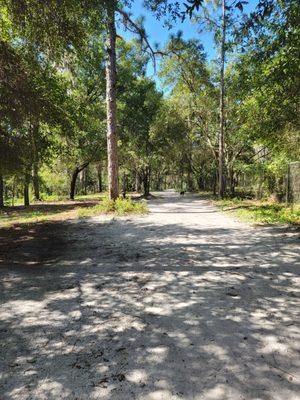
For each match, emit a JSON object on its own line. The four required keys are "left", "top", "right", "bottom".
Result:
{"left": 0, "top": 215, "right": 299, "bottom": 399}
{"left": 2, "top": 200, "right": 100, "bottom": 213}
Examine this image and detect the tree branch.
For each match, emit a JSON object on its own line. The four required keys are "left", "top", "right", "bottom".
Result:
{"left": 116, "top": 8, "right": 161, "bottom": 69}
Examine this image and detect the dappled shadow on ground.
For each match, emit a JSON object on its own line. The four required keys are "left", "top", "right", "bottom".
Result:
{"left": 0, "top": 219, "right": 72, "bottom": 267}
{"left": 1, "top": 200, "right": 99, "bottom": 214}
{"left": 0, "top": 208, "right": 299, "bottom": 399}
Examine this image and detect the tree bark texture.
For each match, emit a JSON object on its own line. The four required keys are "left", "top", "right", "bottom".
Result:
{"left": 218, "top": 0, "right": 226, "bottom": 198}
{"left": 31, "top": 121, "right": 41, "bottom": 201}
{"left": 24, "top": 172, "right": 30, "bottom": 206}
{"left": 0, "top": 175, "right": 4, "bottom": 208}
{"left": 105, "top": 1, "right": 119, "bottom": 200}
{"left": 142, "top": 166, "right": 151, "bottom": 197}
{"left": 70, "top": 162, "right": 89, "bottom": 200}
{"left": 97, "top": 163, "right": 103, "bottom": 192}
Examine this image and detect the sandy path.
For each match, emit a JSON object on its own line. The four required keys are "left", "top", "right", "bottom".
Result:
{"left": 0, "top": 191, "right": 299, "bottom": 400}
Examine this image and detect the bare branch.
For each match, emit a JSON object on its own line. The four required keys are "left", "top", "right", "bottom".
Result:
{"left": 116, "top": 8, "right": 160, "bottom": 70}
{"left": 116, "top": 8, "right": 186, "bottom": 72}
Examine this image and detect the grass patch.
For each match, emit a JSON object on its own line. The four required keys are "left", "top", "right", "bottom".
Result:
{"left": 0, "top": 209, "right": 77, "bottom": 227}
{"left": 78, "top": 197, "right": 148, "bottom": 218}
{"left": 71, "top": 193, "right": 105, "bottom": 201}
{"left": 0, "top": 206, "right": 80, "bottom": 227}
{"left": 4, "top": 192, "right": 106, "bottom": 206}
{"left": 0, "top": 196, "right": 148, "bottom": 227}
{"left": 215, "top": 198, "right": 300, "bottom": 225}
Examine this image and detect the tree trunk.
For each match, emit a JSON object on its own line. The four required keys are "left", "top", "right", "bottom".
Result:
{"left": 11, "top": 178, "right": 15, "bottom": 207}
{"left": 70, "top": 162, "right": 89, "bottom": 200}
{"left": 256, "top": 169, "right": 264, "bottom": 199}
{"left": 82, "top": 168, "right": 87, "bottom": 195}
{"left": 135, "top": 172, "right": 141, "bottom": 193}
{"left": 97, "top": 163, "right": 103, "bottom": 192}
{"left": 105, "top": 1, "right": 119, "bottom": 200}
{"left": 218, "top": 0, "right": 226, "bottom": 198}
{"left": 24, "top": 172, "right": 30, "bottom": 206}
{"left": 229, "top": 168, "right": 235, "bottom": 197}
{"left": 213, "top": 169, "right": 217, "bottom": 196}
{"left": 197, "top": 173, "right": 205, "bottom": 191}
{"left": 31, "top": 121, "right": 41, "bottom": 201}
{"left": 155, "top": 172, "right": 164, "bottom": 191}
{"left": 32, "top": 162, "right": 40, "bottom": 201}
{"left": 0, "top": 175, "right": 4, "bottom": 208}
{"left": 142, "top": 166, "right": 151, "bottom": 197}
{"left": 143, "top": 178, "right": 149, "bottom": 197}
{"left": 186, "top": 168, "right": 194, "bottom": 192}
{"left": 70, "top": 167, "right": 79, "bottom": 200}
{"left": 122, "top": 172, "right": 127, "bottom": 197}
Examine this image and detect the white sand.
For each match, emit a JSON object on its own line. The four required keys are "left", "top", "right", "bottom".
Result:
{"left": 0, "top": 191, "right": 299, "bottom": 400}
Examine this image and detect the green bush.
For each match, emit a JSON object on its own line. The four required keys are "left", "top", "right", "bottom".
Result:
{"left": 78, "top": 196, "right": 148, "bottom": 218}
{"left": 216, "top": 198, "right": 300, "bottom": 225}
{"left": 114, "top": 197, "right": 148, "bottom": 215}
{"left": 40, "top": 165, "right": 70, "bottom": 197}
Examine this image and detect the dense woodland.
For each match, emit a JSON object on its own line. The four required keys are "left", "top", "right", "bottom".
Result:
{"left": 0, "top": 0, "right": 299, "bottom": 207}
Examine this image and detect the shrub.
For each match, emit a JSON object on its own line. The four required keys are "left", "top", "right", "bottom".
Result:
{"left": 78, "top": 196, "right": 148, "bottom": 218}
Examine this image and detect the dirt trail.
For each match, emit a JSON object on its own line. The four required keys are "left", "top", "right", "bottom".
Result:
{"left": 0, "top": 191, "right": 299, "bottom": 400}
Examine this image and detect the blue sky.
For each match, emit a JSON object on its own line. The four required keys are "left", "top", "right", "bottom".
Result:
{"left": 119, "top": 0, "right": 258, "bottom": 84}
{"left": 121, "top": 1, "right": 215, "bottom": 60}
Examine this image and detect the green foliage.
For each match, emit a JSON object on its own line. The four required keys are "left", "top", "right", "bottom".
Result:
{"left": 236, "top": 0, "right": 300, "bottom": 156}
{"left": 39, "top": 164, "right": 70, "bottom": 197}
{"left": 78, "top": 196, "right": 148, "bottom": 217}
{"left": 216, "top": 198, "right": 300, "bottom": 225}
{"left": 0, "top": 0, "right": 102, "bottom": 55}
{"left": 1, "top": 0, "right": 299, "bottom": 210}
